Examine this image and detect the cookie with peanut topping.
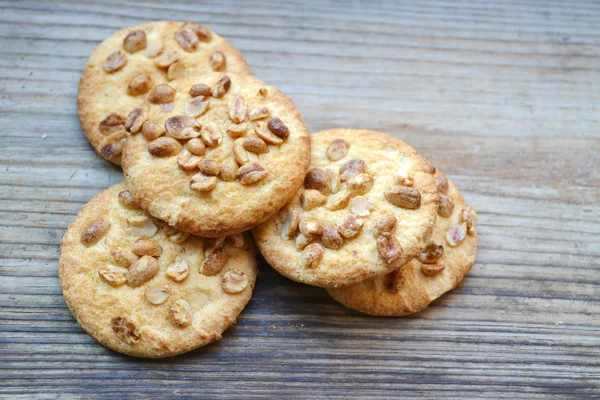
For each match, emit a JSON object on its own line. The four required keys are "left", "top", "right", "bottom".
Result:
{"left": 121, "top": 73, "right": 311, "bottom": 237}
{"left": 252, "top": 129, "right": 439, "bottom": 288}
{"left": 58, "top": 182, "right": 258, "bottom": 358}
{"left": 77, "top": 20, "right": 250, "bottom": 165}
{"left": 327, "top": 174, "right": 477, "bottom": 316}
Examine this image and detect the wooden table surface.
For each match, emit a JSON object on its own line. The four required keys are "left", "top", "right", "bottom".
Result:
{"left": 1, "top": 0, "right": 599, "bottom": 398}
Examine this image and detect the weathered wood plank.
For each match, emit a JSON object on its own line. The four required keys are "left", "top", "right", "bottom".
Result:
{"left": 0, "top": 0, "right": 599, "bottom": 398}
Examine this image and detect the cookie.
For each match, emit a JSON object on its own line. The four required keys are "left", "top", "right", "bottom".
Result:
{"left": 252, "top": 129, "right": 439, "bottom": 288}
{"left": 327, "top": 173, "right": 477, "bottom": 316}
{"left": 78, "top": 21, "right": 251, "bottom": 165}
{"left": 121, "top": 73, "right": 311, "bottom": 238}
{"left": 58, "top": 182, "right": 258, "bottom": 358}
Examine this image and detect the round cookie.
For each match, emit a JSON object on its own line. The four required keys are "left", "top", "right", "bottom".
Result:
{"left": 78, "top": 20, "right": 251, "bottom": 165}
{"left": 327, "top": 173, "right": 478, "bottom": 316}
{"left": 252, "top": 129, "right": 439, "bottom": 288}
{"left": 121, "top": 73, "right": 311, "bottom": 237}
{"left": 59, "top": 182, "right": 258, "bottom": 358}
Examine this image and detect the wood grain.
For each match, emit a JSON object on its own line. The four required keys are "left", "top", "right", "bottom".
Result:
{"left": 1, "top": 0, "right": 599, "bottom": 398}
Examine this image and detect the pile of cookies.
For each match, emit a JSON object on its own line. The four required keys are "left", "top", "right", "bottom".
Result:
{"left": 60, "top": 21, "right": 478, "bottom": 358}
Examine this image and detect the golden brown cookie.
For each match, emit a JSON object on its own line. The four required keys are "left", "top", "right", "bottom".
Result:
{"left": 78, "top": 21, "right": 251, "bottom": 165}
{"left": 252, "top": 129, "right": 439, "bottom": 288}
{"left": 58, "top": 182, "right": 258, "bottom": 358}
{"left": 121, "top": 73, "right": 311, "bottom": 238}
{"left": 327, "top": 174, "right": 477, "bottom": 316}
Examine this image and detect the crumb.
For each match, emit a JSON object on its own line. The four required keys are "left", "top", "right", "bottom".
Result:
{"left": 42, "top": 134, "right": 47, "bottom": 139}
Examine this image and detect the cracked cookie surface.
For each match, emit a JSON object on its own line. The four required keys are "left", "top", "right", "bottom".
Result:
{"left": 252, "top": 129, "right": 439, "bottom": 288}
{"left": 58, "top": 182, "right": 258, "bottom": 358}
{"left": 121, "top": 73, "right": 310, "bottom": 237}
{"left": 327, "top": 174, "right": 477, "bottom": 316}
{"left": 78, "top": 20, "right": 250, "bottom": 165}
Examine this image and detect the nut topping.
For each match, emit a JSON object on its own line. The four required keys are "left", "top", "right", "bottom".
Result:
{"left": 302, "top": 243, "right": 323, "bottom": 269}
{"left": 127, "top": 73, "right": 153, "bottom": 96}
{"left": 258, "top": 88, "right": 268, "bottom": 96}
{"left": 299, "top": 217, "right": 323, "bottom": 239}
{"left": 202, "top": 247, "right": 228, "bottom": 276}
{"left": 175, "top": 28, "right": 199, "bottom": 52}
{"left": 422, "top": 159, "right": 436, "bottom": 174}
{"left": 190, "top": 174, "right": 218, "bottom": 192}
{"left": 461, "top": 206, "right": 477, "bottom": 235}
{"left": 141, "top": 121, "right": 165, "bottom": 140}
{"left": 147, "top": 83, "right": 176, "bottom": 104}
{"left": 421, "top": 262, "right": 445, "bottom": 276}
{"left": 132, "top": 238, "right": 162, "bottom": 257}
{"left": 200, "top": 122, "right": 222, "bottom": 147}
{"left": 377, "top": 232, "right": 403, "bottom": 265}
{"left": 165, "top": 115, "right": 201, "bottom": 140}
{"left": 326, "top": 139, "right": 350, "bottom": 161}
{"left": 118, "top": 190, "right": 140, "bottom": 209}
{"left": 396, "top": 168, "right": 413, "bottom": 187}
{"left": 228, "top": 94, "right": 248, "bottom": 123}
{"left": 384, "top": 185, "right": 421, "bottom": 209}
{"left": 111, "top": 316, "right": 141, "bottom": 344}
{"left": 98, "top": 264, "right": 128, "bottom": 286}
{"left": 110, "top": 247, "right": 138, "bottom": 268}
{"left": 155, "top": 51, "right": 179, "bottom": 68}
{"left": 373, "top": 213, "right": 397, "bottom": 236}
{"left": 248, "top": 107, "right": 271, "bottom": 121}
{"left": 212, "top": 76, "right": 231, "bottom": 98}
{"left": 126, "top": 255, "right": 159, "bottom": 287}
{"left": 281, "top": 209, "right": 300, "bottom": 240}
{"left": 243, "top": 137, "right": 269, "bottom": 154}
{"left": 177, "top": 147, "right": 202, "bottom": 171}
{"left": 295, "top": 233, "right": 313, "bottom": 250}
{"left": 219, "top": 159, "right": 239, "bottom": 182}
{"left": 339, "top": 159, "right": 366, "bottom": 182}
{"left": 145, "top": 285, "right": 170, "bottom": 305}
{"left": 184, "top": 95, "right": 210, "bottom": 117}
{"left": 301, "top": 189, "right": 327, "bottom": 211}
{"left": 346, "top": 173, "right": 374, "bottom": 196}
{"left": 125, "top": 108, "right": 148, "bottom": 134}
{"left": 186, "top": 138, "right": 206, "bottom": 156}
{"left": 209, "top": 51, "right": 226, "bottom": 71}
{"left": 227, "top": 122, "right": 247, "bottom": 138}
{"left": 304, "top": 168, "right": 331, "bottom": 195}
{"left": 167, "top": 231, "right": 189, "bottom": 244}
{"left": 237, "top": 161, "right": 267, "bottom": 185}
{"left": 167, "top": 61, "right": 188, "bottom": 81}
{"left": 436, "top": 174, "right": 449, "bottom": 193}
{"left": 126, "top": 216, "right": 157, "bottom": 238}
{"left": 101, "top": 137, "right": 125, "bottom": 159}
{"left": 222, "top": 269, "right": 249, "bottom": 294}
{"left": 81, "top": 219, "right": 110, "bottom": 246}
{"left": 350, "top": 196, "right": 374, "bottom": 216}
{"left": 170, "top": 299, "right": 193, "bottom": 327}
{"left": 227, "top": 233, "right": 245, "bottom": 248}
{"left": 254, "top": 126, "right": 283, "bottom": 145}
{"left": 267, "top": 117, "right": 289, "bottom": 139}
{"left": 99, "top": 113, "right": 125, "bottom": 135}
{"left": 326, "top": 169, "right": 341, "bottom": 194}
{"left": 325, "top": 190, "right": 351, "bottom": 211}
{"left": 339, "top": 214, "right": 364, "bottom": 239}
{"left": 418, "top": 242, "right": 444, "bottom": 264}
{"left": 166, "top": 260, "right": 189, "bottom": 282}
{"left": 148, "top": 136, "right": 183, "bottom": 157}
{"left": 233, "top": 138, "right": 250, "bottom": 165}
{"left": 144, "top": 40, "right": 163, "bottom": 58}
{"left": 321, "top": 224, "right": 344, "bottom": 249}
{"left": 198, "top": 159, "right": 220, "bottom": 176}
{"left": 189, "top": 84, "right": 212, "bottom": 97}
{"left": 384, "top": 269, "right": 405, "bottom": 294}
{"left": 123, "top": 29, "right": 147, "bottom": 53}
{"left": 438, "top": 194, "right": 454, "bottom": 218}
{"left": 182, "top": 22, "right": 211, "bottom": 42}
{"left": 445, "top": 222, "right": 467, "bottom": 247}
{"left": 103, "top": 50, "right": 126, "bottom": 73}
